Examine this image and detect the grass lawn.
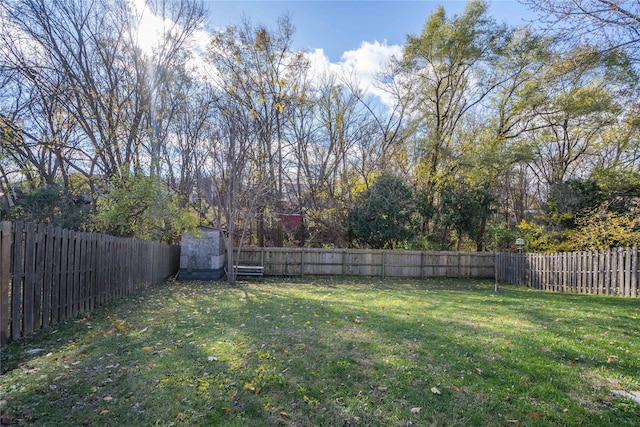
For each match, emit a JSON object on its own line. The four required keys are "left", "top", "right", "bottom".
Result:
{"left": 1, "top": 277, "right": 640, "bottom": 426}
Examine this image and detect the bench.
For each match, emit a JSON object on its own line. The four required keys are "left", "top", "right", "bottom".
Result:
{"left": 233, "top": 265, "right": 264, "bottom": 277}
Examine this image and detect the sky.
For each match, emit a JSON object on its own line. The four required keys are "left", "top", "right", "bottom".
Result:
{"left": 179, "top": 1, "right": 537, "bottom": 106}
{"left": 203, "top": 1, "right": 535, "bottom": 62}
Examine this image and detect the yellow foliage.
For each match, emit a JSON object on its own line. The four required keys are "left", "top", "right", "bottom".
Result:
{"left": 570, "top": 203, "right": 640, "bottom": 250}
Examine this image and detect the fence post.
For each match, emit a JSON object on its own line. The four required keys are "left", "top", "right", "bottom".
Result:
{"left": 1, "top": 221, "right": 12, "bottom": 346}
{"left": 632, "top": 247, "right": 638, "bottom": 298}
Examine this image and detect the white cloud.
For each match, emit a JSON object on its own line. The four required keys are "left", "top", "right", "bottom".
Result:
{"left": 305, "top": 41, "right": 402, "bottom": 108}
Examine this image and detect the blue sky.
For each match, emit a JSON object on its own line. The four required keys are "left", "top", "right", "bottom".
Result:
{"left": 204, "top": 1, "right": 535, "bottom": 62}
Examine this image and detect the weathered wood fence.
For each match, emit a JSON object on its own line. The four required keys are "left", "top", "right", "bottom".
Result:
{"left": 237, "top": 247, "right": 495, "bottom": 278}
{"left": 0, "top": 221, "right": 180, "bottom": 345}
{"left": 496, "top": 248, "right": 639, "bottom": 297}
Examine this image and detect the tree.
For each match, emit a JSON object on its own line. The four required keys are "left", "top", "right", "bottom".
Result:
{"left": 524, "top": 0, "right": 640, "bottom": 61}
{"left": 347, "top": 173, "right": 416, "bottom": 249}
{"left": 1, "top": 0, "right": 205, "bottom": 184}
{"left": 3, "top": 184, "right": 91, "bottom": 230}
{"left": 288, "top": 75, "right": 374, "bottom": 247}
{"left": 568, "top": 202, "right": 640, "bottom": 250}
{"left": 205, "top": 16, "right": 309, "bottom": 281}
{"left": 208, "top": 16, "right": 310, "bottom": 247}
{"left": 91, "top": 174, "right": 198, "bottom": 243}
{"left": 397, "top": 0, "right": 511, "bottom": 202}
{"left": 438, "top": 184, "right": 494, "bottom": 251}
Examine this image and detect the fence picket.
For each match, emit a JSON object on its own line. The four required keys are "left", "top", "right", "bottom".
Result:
{"left": 0, "top": 222, "right": 11, "bottom": 345}
{"left": 0, "top": 222, "right": 179, "bottom": 345}
{"left": 495, "top": 247, "right": 640, "bottom": 297}
{"left": 51, "top": 227, "right": 62, "bottom": 324}
{"left": 42, "top": 225, "right": 54, "bottom": 329}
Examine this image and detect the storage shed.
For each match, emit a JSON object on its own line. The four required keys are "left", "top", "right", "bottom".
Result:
{"left": 178, "top": 227, "right": 226, "bottom": 280}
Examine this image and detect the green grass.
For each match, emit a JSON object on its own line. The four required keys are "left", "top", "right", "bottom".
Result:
{"left": 1, "top": 277, "right": 640, "bottom": 426}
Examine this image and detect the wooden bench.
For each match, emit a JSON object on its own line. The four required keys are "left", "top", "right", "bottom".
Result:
{"left": 233, "top": 265, "right": 264, "bottom": 277}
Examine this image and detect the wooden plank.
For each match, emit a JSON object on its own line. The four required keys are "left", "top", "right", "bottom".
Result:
{"left": 42, "top": 225, "right": 54, "bottom": 329}
{"left": 604, "top": 249, "right": 612, "bottom": 295}
{"left": 33, "top": 224, "right": 45, "bottom": 330}
{"left": 570, "top": 252, "right": 576, "bottom": 293}
{"left": 95, "top": 234, "right": 104, "bottom": 306}
{"left": 11, "top": 222, "right": 24, "bottom": 339}
{"left": 561, "top": 252, "right": 567, "bottom": 293}
{"left": 23, "top": 222, "right": 35, "bottom": 335}
{"left": 73, "top": 231, "right": 82, "bottom": 316}
{"left": 619, "top": 248, "right": 624, "bottom": 296}
{"left": 86, "top": 233, "right": 95, "bottom": 310}
{"left": 632, "top": 247, "right": 638, "bottom": 298}
{"left": 59, "top": 229, "right": 69, "bottom": 320}
{"left": 51, "top": 227, "right": 62, "bottom": 324}
{"left": 77, "top": 233, "right": 86, "bottom": 313}
{"left": 624, "top": 248, "right": 631, "bottom": 297}
{"left": 1, "top": 221, "right": 12, "bottom": 345}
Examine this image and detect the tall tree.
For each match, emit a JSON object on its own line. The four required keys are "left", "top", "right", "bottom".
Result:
{"left": 208, "top": 16, "right": 310, "bottom": 247}
{"left": 525, "top": 0, "right": 640, "bottom": 61}
{"left": 396, "top": 0, "right": 512, "bottom": 225}
{"left": 347, "top": 173, "right": 416, "bottom": 249}
{"left": 0, "top": 0, "right": 205, "bottom": 183}
{"left": 521, "top": 47, "right": 637, "bottom": 196}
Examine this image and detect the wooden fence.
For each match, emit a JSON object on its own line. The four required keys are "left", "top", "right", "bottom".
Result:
{"left": 0, "top": 221, "right": 180, "bottom": 345}
{"left": 496, "top": 248, "right": 639, "bottom": 297}
{"left": 237, "top": 247, "right": 495, "bottom": 279}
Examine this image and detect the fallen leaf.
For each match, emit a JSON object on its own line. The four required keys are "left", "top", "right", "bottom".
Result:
{"left": 279, "top": 411, "right": 289, "bottom": 418}
{"left": 452, "top": 385, "right": 460, "bottom": 392}
{"left": 411, "top": 407, "right": 422, "bottom": 414}
{"left": 569, "top": 360, "right": 577, "bottom": 366}
{"left": 103, "top": 396, "right": 113, "bottom": 401}
{"left": 141, "top": 346, "right": 154, "bottom": 352}
{"left": 607, "top": 355, "right": 619, "bottom": 363}
{"left": 376, "top": 385, "right": 389, "bottom": 392}
{"left": 254, "top": 387, "right": 261, "bottom": 395}
{"left": 506, "top": 420, "right": 522, "bottom": 425}
{"left": 528, "top": 412, "right": 540, "bottom": 419}
{"left": 222, "top": 407, "right": 232, "bottom": 413}
{"left": 244, "top": 383, "right": 256, "bottom": 391}
{"left": 430, "top": 386, "right": 441, "bottom": 395}
{"left": 1, "top": 412, "right": 16, "bottom": 425}
{"left": 228, "top": 390, "right": 237, "bottom": 398}
{"left": 99, "top": 409, "right": 110, "bottom": 415}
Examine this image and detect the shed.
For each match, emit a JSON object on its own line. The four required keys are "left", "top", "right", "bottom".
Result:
{"left": 178, "top": 227, "right": 226, "bottom": 280}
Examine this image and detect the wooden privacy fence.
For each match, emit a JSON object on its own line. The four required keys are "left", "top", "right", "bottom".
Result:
{"left": 0, "top": 221, "right": 180, "bottom": 345}
{"left": 496, "top": 248, "right": 639, "bottom": 297}
{"left": 237, "top": 247, "right": 495, "bottom": 278}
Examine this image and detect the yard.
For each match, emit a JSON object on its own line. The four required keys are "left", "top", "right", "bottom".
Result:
{"left": 1, "top": 278, "right": 639, "bottom": 426}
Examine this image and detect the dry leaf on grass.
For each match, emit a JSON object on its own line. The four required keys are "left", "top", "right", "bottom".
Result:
{"left": 430, "top": 386, "right": 441, "bottom": 395}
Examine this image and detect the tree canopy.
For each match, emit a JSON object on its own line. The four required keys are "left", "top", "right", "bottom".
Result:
{"left": 1, "top": 0, "right": 639, "bottom": 253}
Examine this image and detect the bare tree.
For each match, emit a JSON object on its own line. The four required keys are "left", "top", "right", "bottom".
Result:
{"left": 1, "top": 0, "right": 205, "bottom": 185}
{"left": 524, "top": 0, "right": 640, "bottom": 60}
